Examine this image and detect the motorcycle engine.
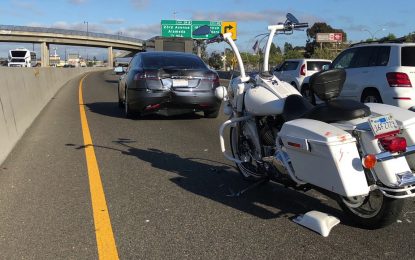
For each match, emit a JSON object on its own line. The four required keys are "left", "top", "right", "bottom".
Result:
{"left": 259, "top": 117, "right": 282, "bottom": 147}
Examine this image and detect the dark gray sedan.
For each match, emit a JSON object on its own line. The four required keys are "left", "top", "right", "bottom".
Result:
{"left": 118, "top": 51, "right": 222, "bottom": 118}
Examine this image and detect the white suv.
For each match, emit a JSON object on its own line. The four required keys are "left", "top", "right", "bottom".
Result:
{"left": 273, "top": 58, "right": 331, "bottom": 101}
{"left": 330, "top": 42, "right": 415, "bottom": 110}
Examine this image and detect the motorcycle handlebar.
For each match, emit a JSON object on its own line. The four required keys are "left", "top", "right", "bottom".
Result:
{"left": 293, "top": 22, "right": 309, "bottom": 29}
{"left": 206, "top": 34, "right": 223, "bottom": 44}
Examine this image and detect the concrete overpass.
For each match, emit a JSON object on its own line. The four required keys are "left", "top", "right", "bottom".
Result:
{"left": 0, "top": 25, "right": 145, "bottom": 67}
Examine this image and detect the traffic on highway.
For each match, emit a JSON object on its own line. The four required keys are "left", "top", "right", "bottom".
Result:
{"left": 1, "top": 1, "right": 415, "bottom": 259}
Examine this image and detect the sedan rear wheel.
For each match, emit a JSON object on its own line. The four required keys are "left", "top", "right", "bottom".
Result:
{"left": 204, "top": 108, "right": 220, "bottom": 118}
{"left": 124, "top": 89, "right": 133, "bottom": 118}
{"left": 118, "top": 85, "right": 123, "bottom": 108}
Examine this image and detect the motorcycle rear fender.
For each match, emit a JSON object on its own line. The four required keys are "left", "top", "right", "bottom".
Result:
{"left": 279, "top": 119, "right": 370, "bottom": 197}
{"left": 359, "top": 103, "right": 415, "bottom": 186}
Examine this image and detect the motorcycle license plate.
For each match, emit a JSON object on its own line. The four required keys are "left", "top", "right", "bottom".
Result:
{"left": 172, "top": 79, "right": 188, "bottom": 87}
{"left": 368, "top": 114, "right": 400, "bottom": 138}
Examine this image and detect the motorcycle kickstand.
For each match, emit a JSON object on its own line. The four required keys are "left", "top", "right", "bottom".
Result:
{"left": 233, "top": 177, "right": 270, "bottom": 197}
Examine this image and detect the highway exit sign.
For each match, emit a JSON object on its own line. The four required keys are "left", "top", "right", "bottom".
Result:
{"left": 161, "top": 20, "right": 222, "bottom": 39}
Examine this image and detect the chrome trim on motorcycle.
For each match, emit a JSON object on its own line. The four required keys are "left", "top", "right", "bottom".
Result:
{"left": 396, "top": 171, "right": 415, "bottom": 187}
{"left": 374, "top": 144, "right": 415, "bottom": 162}
{"left": 378, "top": 185, "right": 415, "bottom": 199}
{"left": 219, "top": 115, "right": 252, "bottom": 163}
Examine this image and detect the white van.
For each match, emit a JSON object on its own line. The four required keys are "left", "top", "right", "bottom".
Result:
{"left": 273, "top": 58, "right": 331, "bottom": 103}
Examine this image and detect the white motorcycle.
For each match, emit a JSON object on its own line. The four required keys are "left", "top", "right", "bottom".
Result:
{"left": 196, "top": 14, "right": 415, "bottom": 229}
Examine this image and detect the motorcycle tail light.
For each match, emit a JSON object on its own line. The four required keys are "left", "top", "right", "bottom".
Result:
{"left": 379, "top": 136, "right": 407, "bottom": 153}
{"left": 362, "top": 154, "right": 377, "bottom": 169}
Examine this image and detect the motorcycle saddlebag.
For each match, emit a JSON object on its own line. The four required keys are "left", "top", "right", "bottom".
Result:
{"left": 279, "top": 119, "right": 369, "bottom": 197}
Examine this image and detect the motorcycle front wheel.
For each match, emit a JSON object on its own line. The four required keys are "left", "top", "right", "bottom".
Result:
{"left": 230, "top": 126, "right": 267, "bottom": 181}
{"left": 337, "top": 190, "right": 404, "bottom": 229}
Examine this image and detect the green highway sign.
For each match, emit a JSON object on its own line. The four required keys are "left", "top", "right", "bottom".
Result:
{"left": 161, "top": 20, "right": 222, "bottom": 39}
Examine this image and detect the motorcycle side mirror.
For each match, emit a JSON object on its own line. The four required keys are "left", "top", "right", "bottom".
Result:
{"left": 286, "top": 13, "right": 300, "bottom": 24}
{"left": 193, "top": 25, "right": 211, "bottom": 36}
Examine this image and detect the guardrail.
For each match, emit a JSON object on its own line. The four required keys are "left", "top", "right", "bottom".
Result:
{"left": 0, "top": 67, "right": 106, "bottom": 165}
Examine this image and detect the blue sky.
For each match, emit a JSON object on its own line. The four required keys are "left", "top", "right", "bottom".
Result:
{"left": 0, "top": 0, "right": 414, "bottom": 59}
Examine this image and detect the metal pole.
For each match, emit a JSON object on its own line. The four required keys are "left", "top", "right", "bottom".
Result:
{"left": 197, "top": 40, "right": 201, "bottom": 57}
{"left": 84, "top": 21, "right": 88, "bottom": 37}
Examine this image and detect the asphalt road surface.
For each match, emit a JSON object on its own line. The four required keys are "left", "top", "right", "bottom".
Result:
{"left": 1, "top": 70, "right": 414, "bottom": 259}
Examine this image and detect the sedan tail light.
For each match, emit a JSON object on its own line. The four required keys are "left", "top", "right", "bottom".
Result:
{"left": 134, "top": 71, "right": 159, "bottom": 81}
{"left": 386, "top": 72, "right": 412, "bottom": 87}
{"left": 379, "top": 136, "right": 407, "bottom": 153}
{"left": 202, "top": 73, "right": 220, "bottom": 87}
{"left": 300, "top": 64, "right": 306, "bottom": 76}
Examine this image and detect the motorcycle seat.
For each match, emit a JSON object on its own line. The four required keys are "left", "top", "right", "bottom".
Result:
{"left": 282, "top": 94, "right": 371, "bottom": 123}
{"left": 282, "top": 94, "right": 314, "bottom": 122}
{"left": 304, "top": 99, "right": 371, "bottom": 123}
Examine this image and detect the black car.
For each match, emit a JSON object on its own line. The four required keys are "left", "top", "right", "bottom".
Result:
{"left": 118, "top": 51, "right": 222, "bottom": 118}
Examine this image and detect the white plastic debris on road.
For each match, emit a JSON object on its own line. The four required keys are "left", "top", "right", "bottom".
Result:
{"left": 293, "top": 210, "right": 340, "bottom": 237}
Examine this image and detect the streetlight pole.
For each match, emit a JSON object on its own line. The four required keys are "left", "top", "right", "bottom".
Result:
{"left": 362, "top": 28, "right": 386, "bottom": 40}
{"left": 83, "top": 21, "right": 89, "bottom": 63}
{"left": 83, "top": 21, "right": 89, "bottom": 37}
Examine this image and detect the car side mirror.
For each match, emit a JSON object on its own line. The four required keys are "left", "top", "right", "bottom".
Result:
{"left": 214, "top": 86, "right": 228, "bottom": 101}
{"left": 322, "top": 64, "right": 330, "bottom": 71}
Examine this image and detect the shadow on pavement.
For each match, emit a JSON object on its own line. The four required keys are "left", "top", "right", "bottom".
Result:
{"left": 105, "top": 79, "right": 119, "bottom": 84}
{"left": 69, "top": 138, "right": 347, "bottom": 224}
{"left": 85, "top": 102, "right": 204, "bottom": 120}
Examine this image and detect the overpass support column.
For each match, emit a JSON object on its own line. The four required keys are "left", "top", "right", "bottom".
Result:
{"left": 107, "top": 46, "right": 113, "bottom": 68}
{"left": 41, "top": 42, "right": 50, "bottom": 67}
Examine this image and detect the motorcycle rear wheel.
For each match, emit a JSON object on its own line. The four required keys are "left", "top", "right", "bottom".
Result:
{"left": 337, "top": 190, "right": 404, "bottom": 229}
{"left": 230, "top": 126, "right": 267, "bottom": 181}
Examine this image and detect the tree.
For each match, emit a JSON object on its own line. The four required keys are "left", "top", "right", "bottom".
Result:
{"left": 378, "top": 33, "right": 396, "bottom": 42}
{"left": 284, "top": 49, "right": 304, "bottom": 59}
{"left": 311, "top": 47, "right": 338, "bottom": 60}
{"left": 284, "top": 42, "right": 293, "bottom": 53}
{"left": 193, "top": 41, "right": 208, "bottom": 62}
{"left": 269, "top": 43, "right": 283, "bottom": 68}
{"left": 405, "top": 32, "right": 415, "bottom": 42}
{"left": 270, "top": 43, "right": 282, "bottom": 56}
{"left": 208, "top": 51, "right": 223, "bottom": 70}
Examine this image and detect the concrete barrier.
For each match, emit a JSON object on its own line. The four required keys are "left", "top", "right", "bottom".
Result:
{"left": 0, "top": 67, "right": 105, "bottom": 165}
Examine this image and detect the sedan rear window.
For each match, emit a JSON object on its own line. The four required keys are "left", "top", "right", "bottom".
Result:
{"left": 306, "top": 61, "right": 331, "bottom": 71}
{"left": 401, "top": 47, "right": 415, "bottom": 66}
{"left": 143, "top": 55, "right": 207, "bottom": 70}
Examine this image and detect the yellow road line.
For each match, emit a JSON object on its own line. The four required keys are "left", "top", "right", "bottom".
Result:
{"left": 79, "top": 75, "right": 119, "bottom": 260}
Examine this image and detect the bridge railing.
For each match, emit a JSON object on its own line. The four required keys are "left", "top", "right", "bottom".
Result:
{"left": 0, "top": 25, "right": 143, "bottom": 44}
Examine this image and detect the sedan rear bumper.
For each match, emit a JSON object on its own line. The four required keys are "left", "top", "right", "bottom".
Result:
{"left": 127, "top": 88, "right": 221, "bottom": 113}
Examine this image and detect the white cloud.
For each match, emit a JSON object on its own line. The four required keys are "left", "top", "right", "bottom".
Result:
{"left": 102, "top": 18, "right": 125, "bottom": 25}
{"left": 191, "top": 10, "right": 290, "bottom": 24}
{"left": 121, "top": 24, "right": 160, "bottom": 40}
{"left": 130, "top": 0, "right": 149, "bottom": 9}
{"left": 12, "top": 0, "right": 43, "bottom": 15}
{"left": 67, "top": 0, "right": 87, "bottom": 4}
